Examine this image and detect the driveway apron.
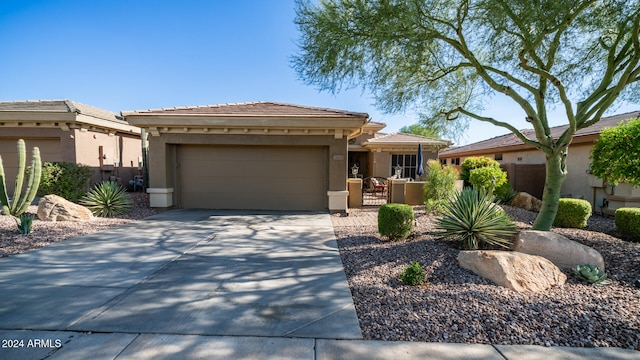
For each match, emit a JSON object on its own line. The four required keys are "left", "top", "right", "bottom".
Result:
{"left": 0, "top": 210, "right": 362, "bottom": 342}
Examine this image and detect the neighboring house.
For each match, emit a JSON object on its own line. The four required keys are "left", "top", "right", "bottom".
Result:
{"left": 348, "top": 122, "right": 451, "bottom": 179}
{"left": 0, "top": 100, "right": 142, "bottom": 194}
{"left": 439, "top": 111, "right": 640, "bottom": 211}
{"left": 123, "top": 102, "right": 369, "bottom": 211}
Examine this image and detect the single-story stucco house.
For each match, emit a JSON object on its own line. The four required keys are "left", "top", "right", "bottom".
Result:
{"left": 123, "top": 101, "right": 451, "bottom": 211}
{"left": 438, "top": 110, "right": 640, "bottom": 212}
{"left": 0, "top": 100, "right": 142, "bottom": 193}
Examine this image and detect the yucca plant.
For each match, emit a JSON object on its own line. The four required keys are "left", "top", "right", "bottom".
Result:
{"left": 436, "top": 187, "right": 518, "bottom": 250}
{"left": 17, "top": 213, "right": 35, "bottom": 235}
{"left": 573, "top": 264, "right": 611, "bottom": 285}
{"left": 80, "top": 181, "right": 131, "bottom": 218}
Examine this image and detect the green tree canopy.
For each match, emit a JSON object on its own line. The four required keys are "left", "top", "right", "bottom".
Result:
{"left": 399, "top": 123, "right": 441, "bottom": 138}
{"left": 590, "top": 117, "right": 640, "bottom": 185}
{"left": 293, "top": 0, "right": 640, "bottom": 230}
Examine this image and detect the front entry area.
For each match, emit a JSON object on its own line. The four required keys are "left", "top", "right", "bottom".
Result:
{"left": 178, "top": 145, "right": 328, "bottom": 210}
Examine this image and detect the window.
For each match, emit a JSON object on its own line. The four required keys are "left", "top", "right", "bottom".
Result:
{"left": 453, "top": 157, "right": 460, "bottom": 165}
{"left": 440, "top": 158, "right": 447, "bottom": 165}
{"left": 495, "top": 154, "right": 503, "bottom": 161}
{"left": 391, "top": 154, "right": 417, "bottom": 178}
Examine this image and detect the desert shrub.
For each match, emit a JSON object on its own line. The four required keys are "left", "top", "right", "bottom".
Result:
{"left": 460, "top": 156, "right": 501, "bottom": 185}
{"left": 378, "top": 203, "right": 414, "bottom": 240}
{"left": 495, "top": 182, "right": 519, "bottom": 204}
{"left": 469, "top": 166, "right": 507, "bottom": 195}
{"left": 38, "top": 162, "right": 93, "bottom": 202}
{"left": 423, "top": 160, "right": 459, "bottom": 214}
{"left": 553, "top": 198, "right": 591, "bottom": 228}
{"left": 80, "top": 181, "right": 131, "bottom": 218}
{"left": 400, "top": 262, "right": 426, "bottom": 286}
{"left": 615, "top": 207, "right": 640, "bottom": 241}
{"left": 436, "top": 187, "right": 517, "bottom": 250}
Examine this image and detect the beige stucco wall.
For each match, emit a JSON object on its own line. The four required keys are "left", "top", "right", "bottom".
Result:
{"left": 440, "top": 142, "right": 602, "bottom": 208}
{"left": 0, "top": 126, "right": 141, "bottom": 192}
{"left": 148, "top": 133, "right": 348, "bottom": 207}
{"left": 369, "top": 149, "right": 438, "bottom": 178}
{"left": 73, "top": 130, "right": 141, "bottom": 186}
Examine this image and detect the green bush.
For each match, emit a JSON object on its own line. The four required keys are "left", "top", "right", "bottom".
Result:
{"left": 436, "top": 187, "right": 517, "bottom": 250}
{"left": 553, "top": 198, "right": 591, "bottom": 228}
{"left": 469, "top": 166, "right": 507, "bottom": 195}
{"left": 80, "top": 181, "right": 131, "bottom": 218}
{"left": 423, "top": 160, "right": 459, "bottom": 214}
{"left": 378, "top": 203, "right": 414, "bottom": 240}
{"left": 400, "top": 262, "right": 426, "bottom": 286}
{"left": 38, "top": 162, "right": 93, "bottom": 202}
{"left": 495, "top": 182, "right": 519, "bottom": 204}
{"left": 615, "top": 207, "right": 640, "bottom": 241}
{"left": 460, "top": 156, "right": 501, "bottom": 185}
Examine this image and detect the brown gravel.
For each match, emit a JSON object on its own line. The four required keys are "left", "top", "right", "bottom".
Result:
{"left": 0, "top": 192, "right": 159, "bottom": 257}
{"left": 332, "top": 205, "right": 640, "bottom": 350}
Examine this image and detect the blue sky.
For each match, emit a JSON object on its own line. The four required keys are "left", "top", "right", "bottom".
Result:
{"left": 1, "top": 1, "right": 637, "bottom": 146}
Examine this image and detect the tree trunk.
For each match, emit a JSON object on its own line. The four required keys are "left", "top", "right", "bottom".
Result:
{"left": 532, "top": 151, "right": 568, "bottom": 231}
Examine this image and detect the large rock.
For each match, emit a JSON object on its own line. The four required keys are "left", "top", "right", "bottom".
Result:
{"left": 512, "top": 230, "right": 605, "bottom": 271}
{"left": 37, "top": 195, "right": 93, "bottom": 222}
{"left": 511, "top": 192, "right": 542, "bottom": 212}
{"left": 458, "top": 250, "right": 567, "bottom": 292}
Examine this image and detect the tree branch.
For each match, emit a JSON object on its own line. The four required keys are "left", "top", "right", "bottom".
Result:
{"left": 443, "top": 107, "right": 552, "bottom": 152}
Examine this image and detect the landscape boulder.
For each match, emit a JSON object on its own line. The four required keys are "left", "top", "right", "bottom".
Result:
{"left": 512, "top": 230, "right": 605, "bottom": 271}
{"left": 511, "top": 192, "right": 542, "bottom": 212}
{"left": 458, "top": 250, "right": 567, "bottom": 292}
{"left": 37, "top": 194, "right": 93, "bottom": 222}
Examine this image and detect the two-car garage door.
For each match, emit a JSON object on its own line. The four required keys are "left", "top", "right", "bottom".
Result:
{"left": 178, "top": 145, "right": 328, "bottom": 210}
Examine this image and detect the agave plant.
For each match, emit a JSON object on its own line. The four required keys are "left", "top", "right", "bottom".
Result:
{"left": 436, "top": 187, "right": 518, "bottom": 250}
{"left": 573, "top": 264, "right": 611, "bottom": 285}
{"left": 80, "top": 181, "right": 132, "bottom": 218}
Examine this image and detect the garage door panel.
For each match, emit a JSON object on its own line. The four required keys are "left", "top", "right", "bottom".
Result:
{"left": 0, "top": 138, "right": 62, "bottom": 194}
{"left": 179, "top": 145, "right": 327, "bottom": 210}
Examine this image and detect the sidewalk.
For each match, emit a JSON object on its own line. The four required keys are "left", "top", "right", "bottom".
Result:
{"left": 0, "top": 330, "right": 638, "bottom": 359}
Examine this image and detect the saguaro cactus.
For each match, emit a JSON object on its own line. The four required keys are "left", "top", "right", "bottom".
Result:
{"left": 0, "top": 139, "right": 42, "bottom": 216}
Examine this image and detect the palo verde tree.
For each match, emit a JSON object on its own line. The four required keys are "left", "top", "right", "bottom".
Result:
{"left": 293, "top": 0, "right": 640, "bottom": 230}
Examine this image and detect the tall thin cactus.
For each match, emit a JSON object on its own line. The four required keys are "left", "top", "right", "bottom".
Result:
{"left": 0, "top": 139, "right": 42, "bottom": 216}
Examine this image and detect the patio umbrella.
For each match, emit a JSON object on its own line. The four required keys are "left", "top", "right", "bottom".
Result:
{"left": 416, "top": 143, "right": 424, "bottom": 178}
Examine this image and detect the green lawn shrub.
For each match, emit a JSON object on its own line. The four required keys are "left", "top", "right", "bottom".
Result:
{"left": 460, "top": 156, "right": 501, "bottom": 186}
{"left": 553, "top": 198, "right": 591, "bottom": 228}
{"left": 469, "top": 166, "right": 507, "bottom": 195}
{"left": 400, "top": 262, "right": 426, "bottom": 286}
{"left": 423, "top": 160, "right": 459, "bottom": 214}
{"left": 378, "top": 203, "right": 414, "bottom": 240}
{"left": 38, "top": 162, "right": 93, "bottom": 203}
{"left": 615, "top": 207, "right": 640, "bottom": 241}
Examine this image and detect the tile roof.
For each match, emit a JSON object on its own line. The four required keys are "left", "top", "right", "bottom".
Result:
{"left": 364, "top": 132, "right": 452, "bottom": 146}
{"left": 0, "top": 99, "right": 124, "bottom": 123}
{"left": 440, "top": 110, "right": 640, "bottom": 156}
{"left": 123, "top": 101, "right": 369, "bottom": 118}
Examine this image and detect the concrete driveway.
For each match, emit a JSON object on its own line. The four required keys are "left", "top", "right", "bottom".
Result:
{"left": 0, "top": 210, "right": 361, "bottom": 359}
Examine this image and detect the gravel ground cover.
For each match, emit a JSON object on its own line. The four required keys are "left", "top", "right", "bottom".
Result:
{"left": 2, "top": 197, "right": 638, "bottom": 350}
{"left": 332, "top": 205, "right": 640, "bottom": 350}
{"left": 0, "top": 192, "right": 159, "bottom": 257}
